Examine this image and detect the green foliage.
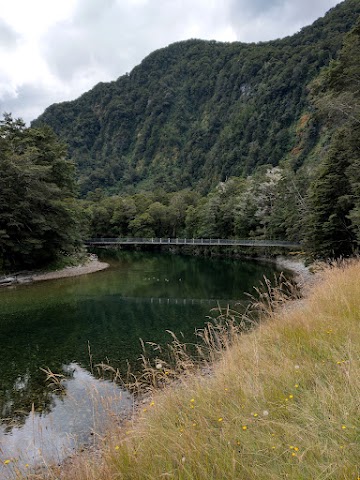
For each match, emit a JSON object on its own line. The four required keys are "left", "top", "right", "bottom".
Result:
{"left": 0, "top": 114, "right": 82, "bottom": 270}
{"left": 304, "top": 18, "right": 360, "bottom": 257}
{"left": 304, "top": 129, "right": 357, "bottom": 257}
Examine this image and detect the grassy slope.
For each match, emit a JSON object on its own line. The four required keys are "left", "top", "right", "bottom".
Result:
{"left": 37, "top": 261, "right": 360, "bottom": 479}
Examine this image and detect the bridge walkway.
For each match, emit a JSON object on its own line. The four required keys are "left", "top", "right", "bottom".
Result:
{"left": 85, "top": 237, "right": 301, "bottom": 249}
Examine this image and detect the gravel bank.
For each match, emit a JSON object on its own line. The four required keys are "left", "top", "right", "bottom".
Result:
{"left": 1, "top": 256, "right": 109, "bottom": 287}
{"left": 32, "top": 258, "right": 109, "bottom": 282}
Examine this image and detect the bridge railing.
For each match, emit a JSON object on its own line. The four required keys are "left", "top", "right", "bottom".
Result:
{"left": 85, "top": 238, "right": 301, "bottom": 248}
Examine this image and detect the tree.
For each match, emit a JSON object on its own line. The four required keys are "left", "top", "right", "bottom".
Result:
{"left": 304, "top": 20, "right": 360, "bottom": 257}
{"left": 304, "top": 128, "right": 357, "bottom": 258}
{"left": 0, "top": 114, "right": 82, "bottom": 270}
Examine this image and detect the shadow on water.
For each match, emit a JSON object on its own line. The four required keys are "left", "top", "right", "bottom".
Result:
{"left": 0, "top": 251, "right": 284, "bottom": 466}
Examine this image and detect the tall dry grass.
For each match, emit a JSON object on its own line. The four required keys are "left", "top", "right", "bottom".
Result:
{"left": 18, "top": 260, "right": 360, "bottom": 479}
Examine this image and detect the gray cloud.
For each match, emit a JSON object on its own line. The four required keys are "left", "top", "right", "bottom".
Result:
{"left": 228, "top": 0, "right": 340, "bottom": 41}
{"left": 232, "top": 0, "right": 283, "bottom": 19}
{"left": 41, "top": 0, "right": 230, "bottom": 83}
{"left": 0, "top": 18, "right": 20, "bottom": 49}
{"left": 0, "top": 83, "right": 66, "bottom": 124}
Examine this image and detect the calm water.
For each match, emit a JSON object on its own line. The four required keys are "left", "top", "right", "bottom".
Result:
{"left": 0, "top": 251, "right": 282, "bottom": 469}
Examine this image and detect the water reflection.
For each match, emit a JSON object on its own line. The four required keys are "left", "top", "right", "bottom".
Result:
{"left": 0, "top": 297, "right": 221, "bottom": 427}
{"left": 0, "top": 363, "right": 132, "bottom": 472}
{"left": 0, "top": 252, "right": 283, "bottom": 467}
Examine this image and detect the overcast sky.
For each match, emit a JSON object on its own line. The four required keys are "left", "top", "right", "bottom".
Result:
{"left": 0, "top": 0, "right": 341, "bottom": 124}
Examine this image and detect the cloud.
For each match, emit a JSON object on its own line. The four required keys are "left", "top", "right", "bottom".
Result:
{"left": 231, "top": 0, "right": 283, "bottom": 19}
{"left": 0, "top": 83, "right": 62, "bottom": 123}
{"left": 41, "top": 0, "right": 233, "bottom": 84}
{"left": 228, "top": 0, "right": 339, "bottom": 41}
{"left": 0, "top": 18, "right": 20, "bottom": 50}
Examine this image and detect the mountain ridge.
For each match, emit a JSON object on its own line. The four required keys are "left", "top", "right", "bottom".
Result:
{"left": 33, "top": 0, "right": 360, "bottom": 196}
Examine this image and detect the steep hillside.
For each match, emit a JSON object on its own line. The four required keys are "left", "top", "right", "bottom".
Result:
{"left": 33, "top": 0, "right": 360, "bottom": 196}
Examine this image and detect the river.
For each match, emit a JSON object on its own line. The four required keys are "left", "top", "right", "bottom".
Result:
{"left": 0, "top": 251, "right": 283, "bottom": 471}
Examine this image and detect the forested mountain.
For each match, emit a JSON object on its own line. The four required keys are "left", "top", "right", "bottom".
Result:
{"left": 27, "top": 0, "right": 360, "bottom": 259}
{"left": 33, "top": 0, "right": 360, "bottom": 196}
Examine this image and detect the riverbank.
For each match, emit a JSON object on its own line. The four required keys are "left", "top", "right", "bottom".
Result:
{"left": 20, "top": 258, "right": 360, "bottom": 480}
{"left": 0, "top": 255, "right": 109, "bottom": 287}
{"left": 32, "top": 256, "right": 109, "bottom": 282}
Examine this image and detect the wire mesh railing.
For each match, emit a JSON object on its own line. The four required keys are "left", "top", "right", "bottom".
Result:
{"left": 85, "top": 237, "right": 302, "bottom": 249}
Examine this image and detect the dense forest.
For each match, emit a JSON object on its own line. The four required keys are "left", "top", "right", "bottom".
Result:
{"left": 1, "top": 0, "right": 360, "bottom": 270}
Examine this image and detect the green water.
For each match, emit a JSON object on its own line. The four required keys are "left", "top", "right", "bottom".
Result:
{"left": 0, "top": 251, "right": 282, "bottom": 466}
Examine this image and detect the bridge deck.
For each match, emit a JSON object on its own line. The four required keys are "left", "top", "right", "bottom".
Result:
{"left": 85, "top": 238, "right": 301, "bottom": 249}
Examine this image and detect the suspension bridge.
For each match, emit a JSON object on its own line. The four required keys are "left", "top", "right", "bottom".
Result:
{"left": 85, "top": 237, "right": 301, "bottom": 249}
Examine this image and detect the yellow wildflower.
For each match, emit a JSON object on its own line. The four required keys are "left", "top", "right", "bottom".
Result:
{"left": 242, "top": 425, "right": 247, "bottom": 431}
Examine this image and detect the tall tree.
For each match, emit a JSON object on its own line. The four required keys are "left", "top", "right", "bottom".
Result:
{"left": 304, "top": 129, "right": 356, "bottom": 257}
{"left": 0, "top": 114, "right": 82, "bottom": 270}
{"left": 304, "top": 19, "right": 360, "bottom": 257}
